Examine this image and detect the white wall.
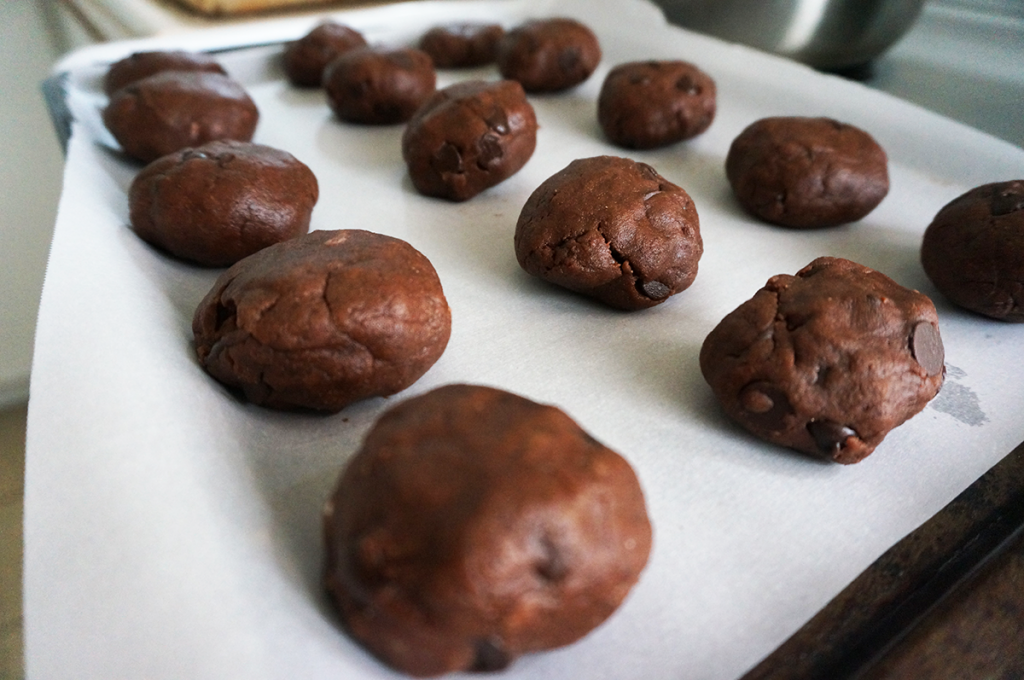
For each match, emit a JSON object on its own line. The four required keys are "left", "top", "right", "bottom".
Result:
{"left": 0, "top": 1, "right": 81, "bottom": 407}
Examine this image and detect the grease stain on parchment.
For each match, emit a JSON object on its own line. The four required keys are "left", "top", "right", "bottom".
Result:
{"left": 930, "top": 364, "right": 988, "bottom": 426}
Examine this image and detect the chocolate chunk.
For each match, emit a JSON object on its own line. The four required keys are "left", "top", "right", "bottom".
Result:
{"left": 641, "top": 280, "right": 671, "bottom": 300}
{"left": 910, "top": 321, "right": 945, "bottom": 376}
{"left": 807, "top": 420, "right": 857, "bottom": 454}
{"left": 472, "top": 638, "right": 512, "bottom": 672}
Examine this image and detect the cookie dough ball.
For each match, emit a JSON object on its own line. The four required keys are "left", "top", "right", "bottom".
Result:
{"left": 921, "top": 180, "right": 1024, "bottom": 322}
{"left": 515, "top": 156, "right": 702, "bottom": 310}
{"left": 402, "top": 80, "right": 537, "bottom": 202}
{"left": 419, "top": 23, "right": 505, "bottom": 68}
{"left": 323, "top": 46, "right": 436, "bottom": 124}
{"left": 282, "top": 21, "right": 368, "bottom": 87}
{"left": 192, "top": 229, "right": 451, "bottom": 412}
{"left": 725, "top": 117, "right": 889, "bottom": 228}
{"left": 103, "top": 71, "right": 259, "bottom": 163}
{"left": 598, "top": 60, "right": 716, "bottom": 149}
{"left": 103, "top": 50, "right": 227, "bottom": 96}
{"left": 700, "top": 257, "right": 945, "bottom": 464}
{"left": 496, "top": 18, "right": 601, "bottom": 93}
{"left": 323, "top": 383, "right": 652, "bottom": 677}
{"left": 128, "top": 140, "right": 319, "bottom": 267}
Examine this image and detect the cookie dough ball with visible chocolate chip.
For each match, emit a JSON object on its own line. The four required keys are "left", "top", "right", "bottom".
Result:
{"left": 515, "top": 156, "right": 702, "bottom": 310}
{"left": 496, "top": 18, "right": 601, "bottom": 93}
{"left": 103, "top": 50, "right": 227, "bottom": 96}
{"left": 921, "top": 180, "right": 1024, "bottom": 322}
{"left": 419, "top": 23, "right": 505, "bottom": 68}
{"left": 128, "top": 140, "right": 319, "bottom": 267}
{"left": 192, "top": 229, "right": 451, "bottom": 412}
{"left": 725, "top": 117, "right": 889, "bottom": 228}
{"left": 103, "top": 71, "right": 259, "bottom": 163}
{"left": 323, "top": 46, "right": 436, "bottom": 125}
{"left": 598, "top": 60, "right": 716, "bottom": 149}
{"left": 283, "top": 21, "right": 368, "bottom": 87}
{"left": 700, "top": 257, "right": 945, "bottom": 464}
{"left": 402, "top": 80, "right": 537, "bottom": 202}
{"left": 323, "top": 383, "right": 652, "bottom": 677}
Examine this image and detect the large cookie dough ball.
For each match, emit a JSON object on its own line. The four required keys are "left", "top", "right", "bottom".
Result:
{"left": 192, "top": 229, "right": 451, "bottom": 412}
{"left": 323, "top": 384, "right": 652, "bottom": 677}
{"left": 323, "top": 46, "right": 436, "bottom": 125}
{"left": 515, "top": 156, "right": 702, "bottom": 310}
{"left": 921, "top": 180, "right": 1024, "bottom": 322}
{"left": 103, "top": 50, "right": 227, "bottom": 96}
{"left": 103, "top": 71, "right": 259, "bottom": 163}
{"left": 496, "top": 18, "right": 601, "bottom": 93}
{"left": 597, "top": 60, "right": 716, "bottom": 149}
{"left": 282, "top": 21, "right": 368, "bottom": 87}
{"left": 129, "top": 140, "right": 318, "bottom": 267}
{"left": 401, "top": 79, "right": 537, "bottom": 202}
{"left": 725, "top": 117, "right": 889, "bottom": 229}
{"left": 700, "top": 257, "right": 944, "bottom": 464}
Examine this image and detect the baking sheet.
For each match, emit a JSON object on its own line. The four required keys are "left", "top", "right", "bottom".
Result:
{"left": 25, "top": 0, "right": 1024, "bottom": 678}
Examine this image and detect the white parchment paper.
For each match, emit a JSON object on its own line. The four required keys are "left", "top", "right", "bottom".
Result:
{"left": 25, "top": 1, "right": 1024, "bottom": 678}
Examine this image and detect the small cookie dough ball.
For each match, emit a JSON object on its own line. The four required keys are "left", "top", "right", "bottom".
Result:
{"left": 496, "top": 18, "right": 601, "bottom": 93}
{"left": 921, "top": 180, "right": 1024, "bottom": 322}
{"left": 103, "top": 71, "right": 259, "bottom": 163}
{"left": 725, "top": 116, "right": 889, "bottom": 228}
{"left": 192, "top": 229, "right": 451, "bottom": 412}
{"left": 419, "top": 23, "right": 505, "bottom": 68}
{"left": 700, "top": 257, "right": 945, "bottom": 464}
{"left": 282, "top": 21, "right": 368, "bottom": 87}
{"left": 323, "top": 46, "right": 436, "bottom": 125}
{"left": 515, "top": 156, "right": 702, "bottom": 310}
{"left": 103, "top": 50, "right": 227, "bottom": 96}
{"left": 598, "top": 60, "right": 716, "bottom": 149}
{"left": 128, "top": 140, "right": 319, "bottom": 267}
{"left": 323, "top": 383, "right": 652, "bottom": 677}
{"left": 402, "top": 80, "right": 538, "bottom": 202}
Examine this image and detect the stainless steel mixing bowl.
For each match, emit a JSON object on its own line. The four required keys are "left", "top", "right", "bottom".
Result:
{"left": 653, "top": 0, "right": 927, "bottom": 71}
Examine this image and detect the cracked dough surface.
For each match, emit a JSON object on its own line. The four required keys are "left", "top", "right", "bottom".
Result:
{"left": 699, "top": 257, "right": 944, "bottom": 464}
{"left": 514, "top": 155, "right": 702, "bottom": 310}
{"left": 323, "top": 384, "right": 652, "bottom": 677}
{"left": 192, "top": 229, "right": 451, "bottom": 412}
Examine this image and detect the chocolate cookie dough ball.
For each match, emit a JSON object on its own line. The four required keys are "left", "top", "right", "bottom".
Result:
{"left": 402, "top": 80, "right": 537, "bottom": 202}
{"left": 496, "top": 18, "right": 601, "bottom": 93}
{"left": 323, "top": 46, "right": 436, "bottom": 125}
{"left": 283, "top": 21, "right": 368, "bottom": 87}
{"left": 129, "top": 140, "right": 318, "bottom": 267}
{"left": 725, "top": 117, "right": 889, "bottom": 228}
{"left": 193, "top": 229, "right": 451, "bottom": 412}
{"left": 103, "top": 50, "right": 227, "bottom": 96}
{"left": 103, "top": 71, "right": 259, "bottom": 163}
{"left": 515, "top": 156, "right": 702, "bottom": 310}
{"left": 921, "top": 180, "right": 1024, "bottom": 322}
{"left": 323, "top": 383, "right": 652, "bottom": 677}
{"left": 700, "top": 257, "right": 945, "bottom": 464}
{"left": 419, "top": 23, "right": 505, "bottom": 68}
{"left": 598, "top": 60, "right": 716, "bottom": 149}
